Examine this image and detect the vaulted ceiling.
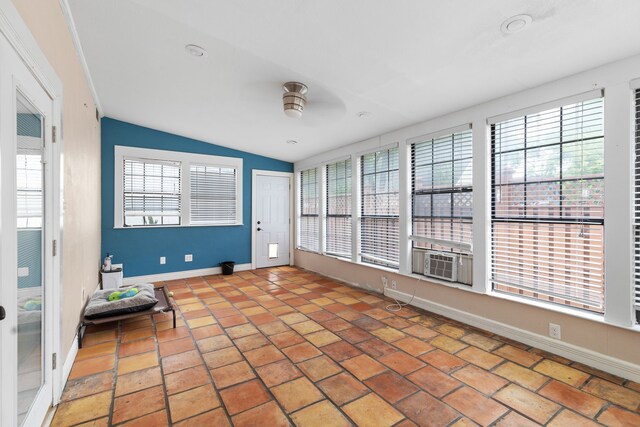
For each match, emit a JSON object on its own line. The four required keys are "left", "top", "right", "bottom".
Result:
{"left": 68, "top": 0, "right": 640, "bottom": 162}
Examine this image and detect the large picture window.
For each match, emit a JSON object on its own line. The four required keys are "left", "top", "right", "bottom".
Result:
{"left": 491, "top": 96, "right": 605, "bottom": 312}
{"left": 114, "top": 146, "right": 243, "bottom": 228}
{"left": 411, "top": 127, "right": 472, "bottom": 253}
{"left": 361, "top": 147, "right": 399, "bottom": 268}
{"left": 325, "top": 159, "right": 352, "bottom": 258}
{"left": 298, "top": 167, "right": 319, "bottom": 252}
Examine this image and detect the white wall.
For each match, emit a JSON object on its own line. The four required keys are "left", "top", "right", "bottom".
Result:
{"left": 294, "top": 53, "right": 640, "bottom": 369}
{"left": 12, "top": 0, "right": 102, "bottom": 360}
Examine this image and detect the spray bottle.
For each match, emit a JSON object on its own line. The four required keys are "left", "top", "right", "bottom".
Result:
{"left": 103, "top": 253, "right": 113, "bottom": 272}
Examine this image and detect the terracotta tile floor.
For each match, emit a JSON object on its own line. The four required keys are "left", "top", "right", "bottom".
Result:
{"left": 52, "top": 266, "right": 640, "bottom": 426}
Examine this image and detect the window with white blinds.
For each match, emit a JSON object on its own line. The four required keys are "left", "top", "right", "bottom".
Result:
{"left": 491, "top": 96, "right": 605, "bottom": 312}
{"left": 115, "top": 146, "right": 243, "bottom": 228}
{"left": 361, "top": 147, "right": 399, "bottom": 268}
{"left": 16, "top": 143, "right": 43, "bottom": 229}
{"left": 299, "top": 168, "right": 319, "bottom": 251}
{"left": 326, "top": 158, "right": 352, "bottom": 258}
{"left": 634, "top": 88, "right": 640, "bottom": 320}
{"left": 411, "top": 128, "right": 473, "bottom": 253}
{"left": 190, "top": 165, "right": 237, "bottom": 225}
{"left": 123, "top": 158, "right": 181, "bottom": 226}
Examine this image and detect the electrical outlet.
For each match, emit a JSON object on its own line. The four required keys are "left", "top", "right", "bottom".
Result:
{"left": 381, "top": 276, "right": 388, "bottom": 288}
{"left": 185, "top": 254, "right": 193, "bottom": 262}
{"left": 391, "top": 280, "right": 397, "bottom": 290}
{"left": 160, "top": 256, "right": 166, "bottom": 265}
{"left": 549, "top": 323, "right": 562, "bottom": 340}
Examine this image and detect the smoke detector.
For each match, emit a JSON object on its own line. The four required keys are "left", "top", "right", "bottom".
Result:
{"left": 282, "top": 82, "right": 308, "bottom": 118}
{"left": 501, "top": 14, "right": 532, "bottom": 34}
{"left": 185, "top": 44, "right": 207, "bottom": 57}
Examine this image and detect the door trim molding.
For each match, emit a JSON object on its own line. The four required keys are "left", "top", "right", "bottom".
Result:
{"left": 0, "top": 0, "right": 62, "bottom": 97}
{"left": 251, "top": 170, "right": 294, "bottom": 270}
{"left": 0, "top": 0, "right": 65, "bottom": 411}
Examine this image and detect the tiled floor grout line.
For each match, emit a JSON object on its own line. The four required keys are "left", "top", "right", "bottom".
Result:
{"left": 186, "top": 276, "right": 299, "bottom": 425}
{"left": 111, "top": 315, "right": 164, "bottom": 425}
{"left": 106, "top": 320, "right": 122, "bottom": 427}
{"left": 149, "top": 305, "right": 175, "bottom": 427}
{"left": 53, "top": 266, "right": 640, "bottom": 426}
{"left": 205, "top": 276, "right": 365, "bottom": 425}
{"left": 169, "top": 278, "right": 237, "bottom": 426}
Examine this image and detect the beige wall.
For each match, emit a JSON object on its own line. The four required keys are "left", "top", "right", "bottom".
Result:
{"left": 296, "top": 250, "right": 640, "bottom": 367}
{"left": 12, "top": 0, "right": 101, "bottom": 358}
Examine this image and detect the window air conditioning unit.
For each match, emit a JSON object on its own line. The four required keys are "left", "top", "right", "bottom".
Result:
{"left": 424, "top": 251, "right": 458, "bottom": 282}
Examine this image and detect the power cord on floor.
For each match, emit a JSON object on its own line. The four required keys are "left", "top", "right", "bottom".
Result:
{"left": 385, "top": 276, "right": 421, "bottom": 312}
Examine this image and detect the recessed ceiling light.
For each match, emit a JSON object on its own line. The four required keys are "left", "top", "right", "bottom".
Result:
{"left": 286, "top": 140, "right": 298, "bottom": 144}
{"left": 501, "top": 14, "right": 532, "bottom": 34}
{"left": 185, "top": 44, "right": 207, "bottom": 57}
{"left": 358, "top": 111, "right": 372, "bottom": 119}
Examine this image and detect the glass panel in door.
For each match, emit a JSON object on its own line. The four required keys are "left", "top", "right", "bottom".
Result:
{"left": 16, "top": 92, "right": 45, "bottom": 426}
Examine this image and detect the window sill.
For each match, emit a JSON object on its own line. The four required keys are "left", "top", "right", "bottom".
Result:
{"left": 114, "top": 223, "right": 244, "bottom": 229}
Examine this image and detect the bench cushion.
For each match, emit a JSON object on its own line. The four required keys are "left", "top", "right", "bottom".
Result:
{"left": 84, "top": 283, "right": 158, "bottom": 319}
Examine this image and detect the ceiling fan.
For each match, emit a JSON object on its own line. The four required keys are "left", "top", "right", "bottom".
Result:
{"left": 279, "top": 81, "right": 346, "bottom": 124}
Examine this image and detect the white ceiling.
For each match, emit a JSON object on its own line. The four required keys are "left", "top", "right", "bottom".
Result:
{"left": 68, "top": 0, "right": 640, "bottom": 162}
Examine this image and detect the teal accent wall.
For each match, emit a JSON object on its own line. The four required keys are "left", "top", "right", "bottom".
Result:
{"left": 101, "top": 118, "right": 293, "bottom": 277}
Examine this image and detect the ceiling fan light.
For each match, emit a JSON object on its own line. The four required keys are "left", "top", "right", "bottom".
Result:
{"left": 283, "top": 81, "right": 308, "bottom": 119}
{"left": 284, "top": 106, "right": 303, "bottom": 118}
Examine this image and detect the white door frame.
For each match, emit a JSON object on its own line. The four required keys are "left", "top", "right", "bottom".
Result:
{"left": 251, "top": 170, "right": 294, "bottom": 270}
{"left": 0, "top": 0, "right": 65, "bottom": 416}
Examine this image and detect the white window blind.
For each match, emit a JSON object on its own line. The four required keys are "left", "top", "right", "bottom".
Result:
{"left": 123, "top": 158, "right": 181, "bottom": 226}
{"left": 299, "top": 168, "right": 319, "bottom": 251}
{"left": 326, "top": 158, "right": 352, "bottom": 258}
{"left": 491, "top": 96, "right": 605, "bottom": 312}
{"left": 190, "top": 165, "right": 237, "bottom": 225}
{"left": 411, "top": 128, "right": 473, "bottom": 253}
{"left": 361, "top": 147, "right": 399, "bottom": 268}
{"left": 634, "top": 88, "right": 640, "bottom": 319}
{"left": 16, "top": 145, "right": 43, "bottom": 229}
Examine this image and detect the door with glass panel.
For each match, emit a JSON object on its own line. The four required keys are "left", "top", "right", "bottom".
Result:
{"left": 0, "top": 34, "right": 55, "bottom": 427}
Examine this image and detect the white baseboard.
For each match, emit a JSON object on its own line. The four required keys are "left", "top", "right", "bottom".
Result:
{"left": 299, "top": 267, "right": 385, "bottom": 295}
{"left": 122, "top": 263, "right": 252, "bottom": 285}
{"left": 57, "top": 331, "right": 78, "bottom": 402}
{"left": 385, "top": 287, "right": 640, "bottom": 383}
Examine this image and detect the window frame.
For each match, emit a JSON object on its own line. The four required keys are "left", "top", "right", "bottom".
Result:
{"left": 324, "top": 157, "right": 352, "bottom": 259}
{"left": 359, "top": 145, "right": 400, "bottom": 269}
{"left": 114, "top": 145, "right": 243, "bottom": 228}
{"left": 489, "top": 96, "right": 606, "bottom": 313}
{"left": 409, "top": 125, "right": 473, "bottom": 253}
{"left": 297, "top": 167, "right": 320, "bottom": 252}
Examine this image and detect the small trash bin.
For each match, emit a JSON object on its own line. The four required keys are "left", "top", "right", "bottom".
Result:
{"left": 221, "top": 261, "right": 235, "bottom": 275}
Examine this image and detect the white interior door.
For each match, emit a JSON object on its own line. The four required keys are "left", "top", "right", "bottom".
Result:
{"left": 0, "top": 34, "right": 55, "bottom": 427}
{"left": 255, "top": 173, "right": 291, "bottom": 268}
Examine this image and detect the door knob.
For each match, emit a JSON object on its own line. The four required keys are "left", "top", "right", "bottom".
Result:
{"left": 0, "top": 306, "right": 5, "bottom": 321}
{"left": 257, "top": 221, "right": 261, "bottom": 225}
{"left": 257, "top": 227, "right": 262, "bottom": 231}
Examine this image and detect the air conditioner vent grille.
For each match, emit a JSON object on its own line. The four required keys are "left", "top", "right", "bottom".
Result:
{"left": 424, "top": 251, "right": 458, "bottom": 282}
